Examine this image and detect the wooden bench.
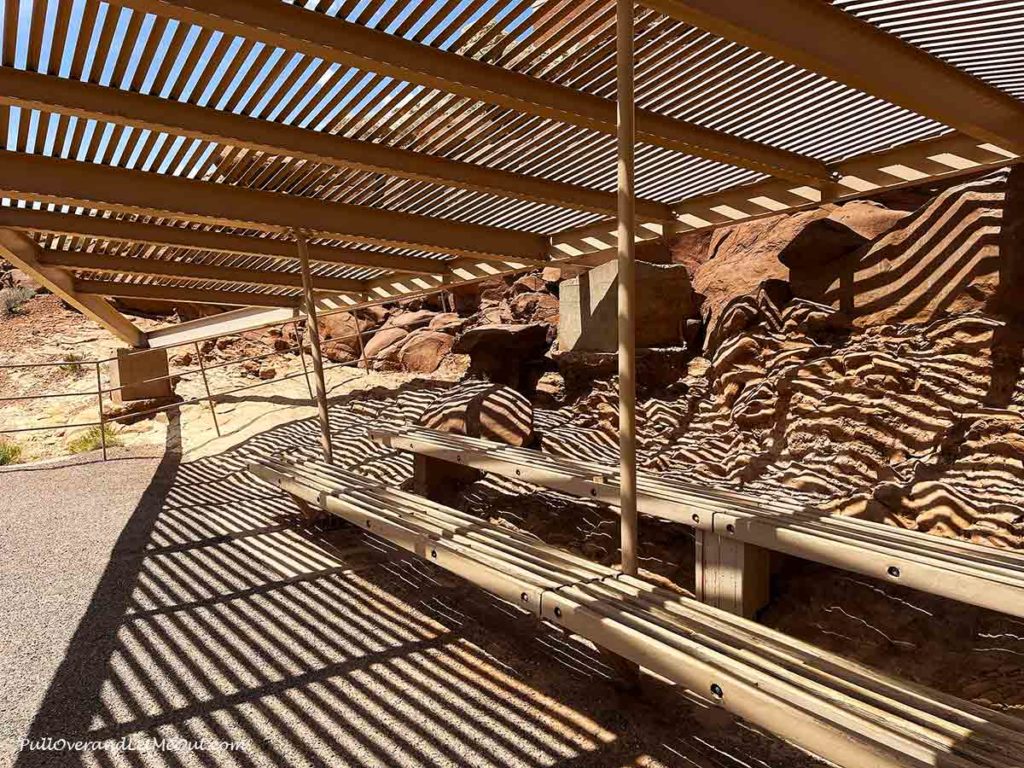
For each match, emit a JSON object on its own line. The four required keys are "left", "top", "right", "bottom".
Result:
{"left": 369, "top": 426, "right": 1024, "bottom": 620}
{"left": 250, "top": 455, "right": 1024, "bottom": 768}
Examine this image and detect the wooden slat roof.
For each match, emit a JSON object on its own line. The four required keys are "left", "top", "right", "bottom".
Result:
{"left": 0, "top": 0, "right": 1019, "bottom": 343}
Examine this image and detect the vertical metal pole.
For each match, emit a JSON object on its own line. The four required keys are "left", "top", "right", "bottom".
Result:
{"left": 94, "top": 361, "right": 107, "bottom": 461}
{"left": 295, "top": 231, "right": 334, "bottom": 463}
{"left": 617, "top": 0, "right": 638, "bottom": 577}
{"left": 353, "top": 313, "right": 370, "bottom": 375}
{"left": 295, "top": 323, "right": 315, "bottom": 400}
{"left": 194, "top": 341, "right": 221, "bottom": 437}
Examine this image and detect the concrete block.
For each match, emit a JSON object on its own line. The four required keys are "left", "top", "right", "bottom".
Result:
{"left": 109, "top": 347, "right": 172, "bottom": 403}
{"left": 557, "top": 259, "right": 697, "bottom": 352}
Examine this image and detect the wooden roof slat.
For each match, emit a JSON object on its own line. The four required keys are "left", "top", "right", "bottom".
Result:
{"left": 644, "top": 0, "right": 1024, "bottom": 154}
{"left": 106, "top": 0, "right": 831, "bottom": 183}
{"left": 0, "top": 69, "right": 675, "bottom": 220}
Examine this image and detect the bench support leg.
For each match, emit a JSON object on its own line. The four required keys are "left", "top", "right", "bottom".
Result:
{"left": 695, "top": 531, "right": 771, "bottom": 619}
{"left": 288, "top": 492, "right": 326, "bottom": 524}
{"left": 597, "top": 645, "right": 641, "bottom": 691}
{"left": 413, "top": 454, "right": 481, "bottom": 505}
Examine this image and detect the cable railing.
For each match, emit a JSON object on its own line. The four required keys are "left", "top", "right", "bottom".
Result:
{"left": 0, "top": 316, "right": 380, "bottom": 461}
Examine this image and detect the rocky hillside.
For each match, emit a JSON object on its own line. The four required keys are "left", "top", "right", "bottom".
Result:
{"left": 321, "top": 167, "right": 1024, "bottom": 551}
{"left": 552, "top": 168, "right": 1024, "bottom": 551}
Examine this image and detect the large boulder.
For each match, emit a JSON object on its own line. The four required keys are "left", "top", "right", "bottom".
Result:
{"left": 786, "top": 167, "right": 1024, "bottom": 327}
{"left": 454, "top": 323, "right": 551, "bottom": 393}
{"left": 684, "top": 200, "right": 911, "bottom": 350}
{"left": 511, "top": 274, "right": 546, "bottom": 294}
{"left": 541, "top": 264, "right": 589, "bottom": 285}
{"left": 419, "top": 382, "right": 534, "bottom": 447}
{"left": 509, "top": 291, "right": 559, "bottom": 327}
{"left": 385, "top": 309, "right": 437, "bottom": 330}
{"left": 448, "top": 276, "right": 513, "bottom": 314}
{"left": 828, "top": 200, "right": 910, "bottom": 240}
{"left": 428, "top": 312, "right": 469, "bottom": 334}
{"left": 362, "top": 327, "right": 409, "bottom": 368}
{"left": 320, "top": 312, "right": 375, "bottom": 363}
{"left": 691, "top": 211, "right": 860, "bottom": 349}
{"left": 558, "top": 259, "right": 698, "bottom": 352}
{"left": 556, "top": 348, "right": 691, "bottom": 398}
{"left": 398, "top": 329, "right": 454, "bottom": 373}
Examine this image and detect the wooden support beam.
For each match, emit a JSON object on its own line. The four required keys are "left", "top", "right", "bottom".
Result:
{"left": 108, "top": 0, "right": 830, "bottom": 184}
{"left": 0, "top": 151, "right": 549, "bottom": 263}
{"left": 643, "top": 0, "right": 1024, "bottom": 155}
{"left": 75, "top": 279, "right": 301, "bottom": 308}
{"left": 0, "top": 68, "right": 673, "bottom": 221}
{"left": 39, "top": 249, "right": 367, "bottom": 295}
{"left": 0, "top": 208, "right": 451, "bottom": 276}
{"left": 0, "top": 229, "right": 147, "bottom": 347}
{"left": 295, "top": 232, "right": 333, "bottom": 464}
{"left": 616, "top": 0, "right": 639, "bottom": 578}
{"left": 673, "top": 134, "right": 1019, "bottom": 230}
{"left": 144, "top": 255, "right": 537, "bottom": 348}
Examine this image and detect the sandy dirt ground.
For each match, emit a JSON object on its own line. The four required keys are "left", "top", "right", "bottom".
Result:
{"left": 1, "top": 407, "right": 824, "bottom": 768}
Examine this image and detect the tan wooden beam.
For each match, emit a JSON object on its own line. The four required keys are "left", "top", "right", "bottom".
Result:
{"left": 144, "top": 255, "right": 538, "bottom": 348}
{"left": 0, "top": 229, "right": 147, "bottom": 346}
{"left": 550, "top": 134, "right": 1020, "bottom": 257}
{"left": 673, "top": 134, "right": 1019, "bottom": 230}
{"left": 295, "top": 232, "right": 334, "bottom": 464}
{"left": 0, "top": 68, "right": 673, "bottom": 221}
{"left": 0, "top": 151, "right": 548, "bottom": 262}
{"left": 643, "top": 0, "right": 1024, "bottom": 155}
{"left": 0, "top": 208, "right": 451, "bottom": 276}
{"left": 38, "top": 249, "right": 367, "bottom": 295}
{"left": 108, "top": 0, "right": 830, "bottom": 184}
{"left": 75, "top": 279, "right": 301, "bottom": 308}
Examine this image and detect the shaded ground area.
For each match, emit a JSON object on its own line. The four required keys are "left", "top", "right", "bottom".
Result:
{"left": 1, "top": 402, "right": 822, "bottom": 768}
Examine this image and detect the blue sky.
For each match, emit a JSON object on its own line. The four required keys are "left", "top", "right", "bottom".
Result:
{"left": 2, "top": 0, "right": 536, "bottom": 177}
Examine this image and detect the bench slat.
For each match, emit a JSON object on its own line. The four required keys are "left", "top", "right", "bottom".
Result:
{"left": 250, "top": 457, "right": 1024, "bottom": 768}
{"left": 370, "top": 427, "right": 1024, "bottom": 618}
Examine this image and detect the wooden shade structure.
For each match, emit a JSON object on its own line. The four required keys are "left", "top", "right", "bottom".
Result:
{"left": 0, "top": 0, "right": 1017, "bottom": 350}
{"left": 0, "top": 0, "right": 1021, "bottom": 551}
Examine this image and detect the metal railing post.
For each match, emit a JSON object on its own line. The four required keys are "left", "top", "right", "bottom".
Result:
{"left": 354, "top": 314, "right": 370, "bottom": 375}
{"left": 294, "top": 230, "right": 334, "bottom": 463}
{"left": 617, "top": 0, "right": 638, "bottom": 577}
{"left": 295, "top": 323, "right": 315, "bottom": 399}
{"left": 94, "top": 361, "right": 107, "bottom": 461}
{"left": 194, "top": 341, "right": 221, "bottom": 437}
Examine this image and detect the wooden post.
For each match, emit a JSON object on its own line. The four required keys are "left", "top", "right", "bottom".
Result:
{"left": 617, "top": 0, "right": 638, "bottom": 577}
{"left": 695, "top": 529, "right": 771, "bottom": 619}
{"left": 194, "top": 341, "right": 221, "bottom": 437}
{"left": 94, "top": 361, "right": 107, "bottom": 461}
{"left": 294, "top": 231, "right": 334, "bottom": 464}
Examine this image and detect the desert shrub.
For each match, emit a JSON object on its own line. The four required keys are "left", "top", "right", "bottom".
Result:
{"left": 67, "top": 424, "right": 122, "bottom": 454}
{"left": 59, "top": 352, "right": 86, "bottom": 376}
{"left": 0, "top": 440, "right": 22, "bottom": 465}
{"left": 1, "top": 285, "right": 35, "bottom": 316}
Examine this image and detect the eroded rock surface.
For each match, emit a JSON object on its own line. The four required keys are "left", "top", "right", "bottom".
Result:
{"left": 419, "top": 381, "right": 534, "bottom": 447}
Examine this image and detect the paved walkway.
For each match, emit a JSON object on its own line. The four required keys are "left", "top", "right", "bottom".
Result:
{"left": 1, "top": 406, "right": 820, "bottom": 768}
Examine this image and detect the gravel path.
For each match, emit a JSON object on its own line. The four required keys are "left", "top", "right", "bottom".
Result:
{"left": 1, "top": 416, "right": 821, "bottom": 768}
